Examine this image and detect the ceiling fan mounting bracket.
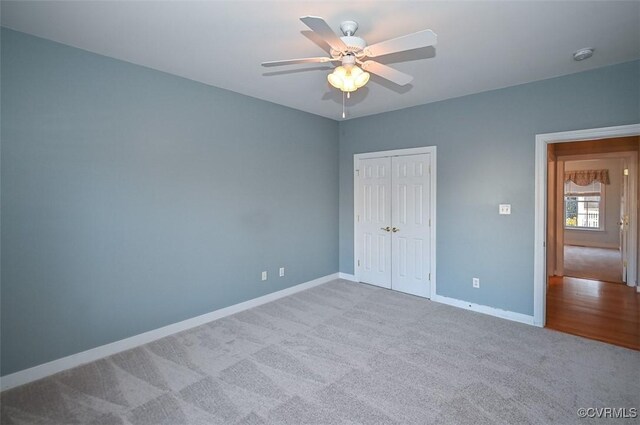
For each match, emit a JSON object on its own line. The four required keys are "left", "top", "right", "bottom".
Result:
{"left": 339, "top": 20, "right": 358, "bottom": 36}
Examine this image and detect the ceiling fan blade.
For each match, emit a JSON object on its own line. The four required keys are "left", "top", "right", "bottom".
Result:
{"left": 361, "top": 61, "right": 413, "bottom": 86}
{"left": 300, "top": 16, "right": 347, "bottom": 53}
{"left": 363, "top": 29, "right": 437, "bottom": 58}
{"left": 261, "top": 57, "right": 336, "bottom": 67}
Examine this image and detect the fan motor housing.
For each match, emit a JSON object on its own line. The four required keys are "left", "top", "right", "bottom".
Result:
{"left": 331, "top": 36, "right": 367, "bottom": 57}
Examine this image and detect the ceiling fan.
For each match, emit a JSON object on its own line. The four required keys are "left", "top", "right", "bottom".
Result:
{"left": 262, "top": 16, "right": 437, "bottom": 93}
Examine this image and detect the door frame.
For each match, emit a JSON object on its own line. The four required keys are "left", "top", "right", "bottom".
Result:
{"left": 353, "top": 146, "right": 437, "bottom": 299}
{"left": 534, "top": 124, "right": 640, "bottom": 327}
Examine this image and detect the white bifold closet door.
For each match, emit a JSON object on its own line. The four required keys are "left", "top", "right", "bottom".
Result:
{"left": 357, "top": 153, "right": 432, "bottom": 298}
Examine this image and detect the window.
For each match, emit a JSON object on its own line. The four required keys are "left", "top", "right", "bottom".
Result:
{"left": 564, "top": 180, "right": 604, "bottom": 230}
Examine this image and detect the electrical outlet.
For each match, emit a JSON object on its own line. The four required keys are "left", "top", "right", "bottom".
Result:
{"left": 261, "top": 271, "right": 267, "bottom": 281}
{"left": 472, "top": 277, "right": 480, "bottom": 288}
{"left": 279, "top": 267, "right": 285, "bottom": 277}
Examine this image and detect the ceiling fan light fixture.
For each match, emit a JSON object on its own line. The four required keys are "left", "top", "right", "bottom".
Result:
{"left": 327, "top": 65, "right": 346, "bottom": 89}
{"left": 352, "top": 66, "right": 370, "bottom": 88}
{"left": 328, "top": 65, "right": 370, "bottom": 92}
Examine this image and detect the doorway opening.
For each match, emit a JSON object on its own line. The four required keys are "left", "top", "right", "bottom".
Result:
{"left": 537, "top": 128, "right": 640, "bottom": 349}
{"left": 552, "top": 152, "right": 632, "bottom": 284}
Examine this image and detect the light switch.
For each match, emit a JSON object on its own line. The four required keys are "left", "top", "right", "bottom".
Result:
{"left": 499, "top": 204, "right": 511, "bottom": 215}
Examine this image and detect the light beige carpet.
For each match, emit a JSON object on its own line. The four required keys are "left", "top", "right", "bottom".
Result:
{"left": 563, "top": 245, "right": 623, "bottom": 283}
{"left": 2, "top": 280, "right": 638, "bottom": 424}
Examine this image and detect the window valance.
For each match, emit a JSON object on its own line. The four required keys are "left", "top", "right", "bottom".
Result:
{"left": 564, "top": 169, "right": 610, "bottom": 186}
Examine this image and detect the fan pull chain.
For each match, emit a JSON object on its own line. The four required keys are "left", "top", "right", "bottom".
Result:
{"left": 342, "top": 91, "right": 346, "bottom": 119}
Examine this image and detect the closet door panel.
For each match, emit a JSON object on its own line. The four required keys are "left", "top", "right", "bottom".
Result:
{"left": 391, "top": 154, "right": 431, "bottom": 297}
{"left": 356, "top": 157, "right": 392, "bottom": 288}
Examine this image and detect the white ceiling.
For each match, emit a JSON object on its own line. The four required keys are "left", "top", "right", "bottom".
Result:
{"left": 2, "top": 1, "right": 639, "bottom": 121}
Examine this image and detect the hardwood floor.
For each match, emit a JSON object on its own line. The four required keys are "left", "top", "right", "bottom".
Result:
{"left": 546, "top": 276, "right": 640, "bottom": 350}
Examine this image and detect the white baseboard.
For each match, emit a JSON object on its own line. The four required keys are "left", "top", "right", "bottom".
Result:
{"left": 0, "top": 272, "right": 339, "bottom": 392}
{"left": 431, "top": 294, "right": 535, "bottom": 326}
{"left": 338, "top": 272, "right": 357, "bottom": 282}
{"left": 337, "top": 275, "right": 534, "bottom": 326}
{"left": 339, "top": 275, "right": 534, "bottom": 326}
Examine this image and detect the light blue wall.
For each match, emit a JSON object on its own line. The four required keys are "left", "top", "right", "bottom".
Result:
{"left": 339, "top": 60, "right": 640, "bottom": 316}
{"left": 1, "top": 29, "right": 339, "bottom": 376}
{"left": 3, "top": 26, "right": 639, "bottom": 378}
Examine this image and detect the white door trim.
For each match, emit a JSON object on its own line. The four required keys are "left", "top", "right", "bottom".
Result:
{"left": 534, "top": 123, "right": 640, "bottom": 327}
{"left": 354, "top": 146, "right": 437, "bottom": 299}
{"left": 555, "top": 159, "right": 565, "bottom": 276}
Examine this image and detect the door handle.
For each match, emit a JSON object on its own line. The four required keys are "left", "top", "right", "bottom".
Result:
{"left": 380, "top": 226, "right": 391, "bottom": 232}
{"left": 392, "top": 227, "right": 400, "bottom": 232}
